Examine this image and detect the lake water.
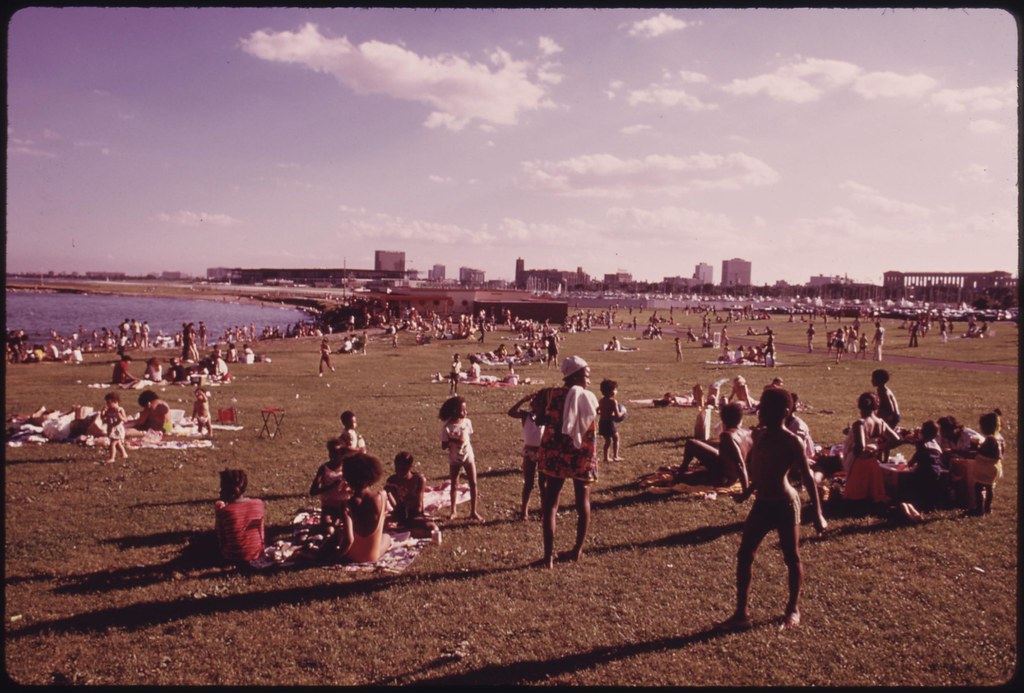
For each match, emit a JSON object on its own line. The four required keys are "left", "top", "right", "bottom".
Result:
{"left": 6, "top": 291, "right": 310, "bottom": 343}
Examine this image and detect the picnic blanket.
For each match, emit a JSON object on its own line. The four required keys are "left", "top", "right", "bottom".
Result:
{"left": 638, "top": 467, "right": 742, "bottom": 499}
{"left": 251, "top": 481, "right": 471, "bottom": 573}
{"left": 703, "top": 360, "right": 779, "bottom": 367}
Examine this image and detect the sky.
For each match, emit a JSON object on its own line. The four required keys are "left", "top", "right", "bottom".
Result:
{"left": 6, "top": 7, "right": 1019, "bottom": 286}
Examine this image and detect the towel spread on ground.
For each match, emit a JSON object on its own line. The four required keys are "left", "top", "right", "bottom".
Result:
{"left": 638, "top": 467, "right": 742, "bottom": 498}
{"left": 251, "top": 481, "right": 470, "bottom": 573}
{"left": 703, "top": 360, "right": 780, "bottom": 367}
{"left": 627, "top": 396, "right": 696, "bottom": 407}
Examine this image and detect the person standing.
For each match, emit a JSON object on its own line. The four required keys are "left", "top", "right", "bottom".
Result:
{"left": 534, "top": 356, "right": 599, "bottom": 568}
{"left": 871, "top": 321, "right": 885, "bottom": 361}
{"left": 715, "top": 388, "right": 826, "bottom": 633}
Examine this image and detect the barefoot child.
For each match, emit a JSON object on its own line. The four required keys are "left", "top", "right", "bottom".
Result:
{"left": 101, "top": 392, "right": 128, "bottom": 463}
{"left": 716, "top": 387, "right": 826, "bottom": 633}
{"left": 449, "top": 353, "right": 462, "bottom": 394}
{"left": 439, "top": 396, "right": 482, "bottom": 521}
{"left": 339, "top": 410, "right": 367, "bottom": 453}
{"left": 972, "top": 409, "right": 1005, "bottom": 515}
{"left": 319, "top": 337, "right": 335, "bottom": 376}
{"left": 508, "top": 390, "right": 547, "bottom": 519}
{"left": 192, "top": 387, "right": 212, "bottom": 438}
{"left": 597, "top": 379, "right": 627, "bottom": 462}
{"left": 384, "top": 452, "right": 439, "bottom": 538}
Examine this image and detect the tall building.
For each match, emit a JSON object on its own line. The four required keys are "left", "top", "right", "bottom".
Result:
{"left": 693, "top": 262, "right": 713, "bottom": 285}
{"left": 374, "top": 250, "right": 406, "bottom": 273}
{"left": 459, "top": 266, "right": 485, "bottom": 286}
{"left": 515, "top": 258, "right": 526, "bottom": 288}
{"left": 428, "top": 264, "right": 446, "bottom": 281}
{"left": 721, "top": 258, "right": 752, "bottom": 287}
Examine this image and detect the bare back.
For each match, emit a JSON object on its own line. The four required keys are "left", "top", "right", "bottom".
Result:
{"left": 747, "top": 427, "right": 806, "bottom": 502}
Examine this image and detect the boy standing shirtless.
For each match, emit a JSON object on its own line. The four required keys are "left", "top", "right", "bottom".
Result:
{"left": 716, "top": 388, "right": 826, "bottom": 633}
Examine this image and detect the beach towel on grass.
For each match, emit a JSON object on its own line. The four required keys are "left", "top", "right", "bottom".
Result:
{"left": 638, "top": 468, "right": 742, "bottom": 498}
{"left": 251, "top": 508, "right": 430, "bottom": 574}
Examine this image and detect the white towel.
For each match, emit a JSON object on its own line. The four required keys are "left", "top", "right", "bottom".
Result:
{"left": 561, "top": 385, "right": 598, "bottom": 450}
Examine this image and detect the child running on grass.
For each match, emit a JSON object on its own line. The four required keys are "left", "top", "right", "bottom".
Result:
{"left": 319, "top": 337, "right": 335, "bottom": 377}
{"left": 508, "top": 390, "right": 547, "bottom": 520}
{"left": 193, "top": 387, "right": 212, "bottom": 438}
{"left": 597, "top": 379, "right": 627, "bottom": 462}
{"left": 972, "top": 409, "right": 1005, "bottom": 516}
{"left": 439, "top": 396, "right": 482, "bottom": 521}
{"left": 101, "top": 392, "right": 128, "bottom": 463}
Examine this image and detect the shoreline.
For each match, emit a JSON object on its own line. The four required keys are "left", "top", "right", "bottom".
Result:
{"left": 5, "top": 278, "right": 321, "bottom": 313}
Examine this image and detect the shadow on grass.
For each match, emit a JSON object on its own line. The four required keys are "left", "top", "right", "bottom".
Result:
{"left": 128, "top": 492, "right": 306, "bottom": 510}
{"left": 389, "top": 626, "right": 723, "bottom": 685}
{"left": 476, "top": 467, "right": 521, "bottom": 480}
{"left": 3, "top": 456, "right": 82, "bottom": 466}
{"left": 629, "top": 436, "right": 686, "bottom": 447}
{"left": 9, "top": 562, "right": 529, "bottom": 639}
{"left": 588, "top": 521, "right": 745, "bottom": 558}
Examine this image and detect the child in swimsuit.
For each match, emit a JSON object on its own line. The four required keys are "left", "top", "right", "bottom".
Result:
{"left": 597, "top": 379, "right": 627, "bottom": 462}
{"left": 332, "top": 453, "right": 393, "bottom": 564}
{"left": 384, "top": 451, "right": 438, "bottom": 538}
{"left": 101, "top": 392, "right": 128, "bottom": 464}
{"left": 192, "top": 387, "right": 212, "bottom": 438}
{"left": 439, "top": 396, "right": 482, "bottom": 521}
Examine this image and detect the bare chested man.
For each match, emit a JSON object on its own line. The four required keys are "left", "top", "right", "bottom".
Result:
{"left": 715, "top": 387, "right": 827, "bottom": 633}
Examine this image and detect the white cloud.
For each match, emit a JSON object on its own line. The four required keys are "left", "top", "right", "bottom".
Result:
{"left": 628, "top": 13, "right": 690, "bottom": 39}
{"left": 428, "top": 174, "right": 453, "bottom": 184}
{"left": 723, "top": 57, "right": 861, "bottom": 102}
{"left": 607, "top": 205, "right": 736, "bottom": 237}
{"left": 520, "top": 152, "right": 779, "bottom": 198}
{"left": 627, "top": 85, "right": 717, "bottom": 111}
{"left": 968, "top": 118, "right": 1005, "bottom": 134}
{"left": 929, "top": 83, "right": 1015, "bottom": 113}
{"left": 677, "top": 70, "right": 709, "bottom": 84}
{"left": 241, "top": 23, "right": 552, "bottom": 130}
{"left": 852, "top": 71, "right": 939, "bottom": 99}
{"left": 337, "top": 205, "right": 494, "bottom": 244}
{"left": 157, "top": 210, "right": 242, "bottom": 228}
{"left": 498, "top": 217, "right": 596, "bottom": 244}
{"left": 620, "top": 124, "right": 652, "bottom": 135}
{"left": 840, "top": 181, "right": 931, "bottom": 218}
{"left": 538, "top": 36, "right": 563, "bottom": 56}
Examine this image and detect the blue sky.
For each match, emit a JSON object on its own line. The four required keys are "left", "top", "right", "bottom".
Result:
{"left": 6, "top": 7, "right": 1018, "bottom": 285}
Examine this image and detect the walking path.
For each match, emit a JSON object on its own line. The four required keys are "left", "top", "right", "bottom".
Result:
{"left": 694, "top": 334, "right": 1018, "bottom": 375}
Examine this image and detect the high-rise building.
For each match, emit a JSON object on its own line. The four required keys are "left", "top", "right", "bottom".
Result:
{"left": 693, "top": 262, "right": 713, "bottom": 285}
{"left": 515, "top": 258, "right": 526, "bottom": 288}
{"left": 459, "top": 267, "right": 485, "bottom": 286}
{"left": 374, "top": 250, "right": 406, "bottom": 273}
{"left": 428, "top": 264, "right": 446, "bottom": 281}
{"left": 721, "top": 258, "right": 752, "bottom": 287}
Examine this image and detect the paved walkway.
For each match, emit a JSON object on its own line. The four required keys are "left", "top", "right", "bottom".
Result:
{"left": 689, "top": 333, "right": 1018, "bottom": 375}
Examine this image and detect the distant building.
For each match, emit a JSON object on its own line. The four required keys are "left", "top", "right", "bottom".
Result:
{"left": 206, "top": 266, "right": 408, "bottom": 286}
{"left": 694, "top": 262, "right": 714, "bottom": 285}
{"left": 721, "top": 258, "right": 752, "bottom": 287}
{"left": 808, "top": 274, "right": 845, "bottom": 288}
{"left": 207, "top": 267, "right": 231, "bottom": 281}
{"left": 515, "top": 258, "right": 589, "bottom": 291}
{"left": 374, "top": 250, "right": 406, "bottom": 273}
{"left": 604, "top": 271, "right": 633, "bottom": 289}
{"left": 663, "top": 275, "right": 695, "bottom": 292}
{"left": 428, "top": 264, "right": 446, "bottom": 281}
{"left": 161, "top": 271, "right": 186, "bottom": 280}
{"left": 883, "top": 270, "right": 1017, "bottom": 302}
{"left": 459, "top": 267, "right": 486, "bottom": 286}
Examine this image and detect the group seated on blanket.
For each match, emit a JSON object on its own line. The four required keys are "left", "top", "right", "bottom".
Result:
{"left": 601, "top": 336, "right": 640, "bottom": 352}
{"left": 710, "top": 344, "right": 768, "bottom": 366}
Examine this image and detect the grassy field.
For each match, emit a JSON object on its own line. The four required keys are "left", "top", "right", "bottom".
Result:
{"left": 4, "top": 313, "right": 1017, "bottom": 685}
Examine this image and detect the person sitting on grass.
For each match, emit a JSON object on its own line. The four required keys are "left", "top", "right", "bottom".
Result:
{"left": 841, "top": 392, "right": 902, "bottom": 473}
{"left": 132, "top": 390, "right": 172, "bottom": 434}
{"left": 899, "top": 420, "right": 946, "bottom": 521}
{"left": 111, "top": 352, "right": 139, "bottom": 387}
{"left": 384, "top": 451, "right": 438, "bottom": 538}
{"left": 677, "top": 402, "right": 752, "bottom": 488}
{"left": 310, "top": 438, "right": 352, "bottom": 539}
{"left": 323, "top": 452, "right": 393, "bottom": 564}
{"left": 715, "top": 388, "right": 827, "bottom": 633}
{"left": 214, "top": 468, "right": 266, "bottom": 567}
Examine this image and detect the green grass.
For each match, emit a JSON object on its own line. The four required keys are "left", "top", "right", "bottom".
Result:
{"left": 4, "top": 313, "right": 1018, "bottom": 685}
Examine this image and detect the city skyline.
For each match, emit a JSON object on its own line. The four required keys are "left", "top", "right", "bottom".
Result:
{"left": 6, "top": 8, "right": 1018, "bottom": 285}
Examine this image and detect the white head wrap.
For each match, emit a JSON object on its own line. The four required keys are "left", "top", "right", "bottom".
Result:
{"left": 560, "top": 355, "right": 588, "bottom": 379}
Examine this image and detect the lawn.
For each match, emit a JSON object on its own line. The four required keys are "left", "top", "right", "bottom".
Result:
{"left": 4, "top": 313, "right": 1017, "bottom": 685}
